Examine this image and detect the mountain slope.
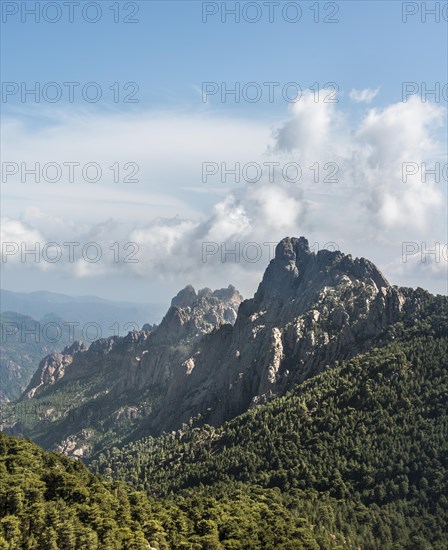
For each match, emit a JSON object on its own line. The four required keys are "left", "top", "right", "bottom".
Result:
{"left": 2, "top": 236, "right": 447, "bottom": 549}
{"left": 0, "top": 312, "right": 77, "bottom": 403}
{"left": 2, "top": 286, "right": 243, "bottom": 457}
{"left": 92, "top": 310, "right": 448, "bottom": 548}
{"left": 1, "top": 307, "right": 446, "bottom": 548}
{"left": 2, "top": 237, "right": 443, "bottom": 459}
{"left": 0, "top": 432, "right": 339, "bottom": 549}
{"left": 151, "top": 236, "right": 429, "bottom": 432}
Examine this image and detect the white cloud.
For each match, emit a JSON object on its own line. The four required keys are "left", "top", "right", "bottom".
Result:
{"left": 349, "top": 88, "right": 379, "bottom": 103}
{"left": 273, "top": 92, "right": 339, "bottom": 158}
{"left": 272, "top": 95, "right": 446, "bottom": 232}
{"left": 353, "top": 98, "right": 445, "bottom": 230}
{"left": 1, "top": 98, "right": 446, "bottom": 297}
{"left": 1, "top": 109, "right": 271, "bottom": 224}
{"left": 0, "top": 218, "right": 44, "bottom": 264}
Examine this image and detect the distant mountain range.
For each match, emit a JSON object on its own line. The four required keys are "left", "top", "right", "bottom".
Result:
{"left": 0, "top": 289, "right": 167, "bottom": 336}
{"left": 0, "top": 311, "right": 76, "bottom": 403}
{"left": 0, "top": 290, "right": 167, "bottom": 403}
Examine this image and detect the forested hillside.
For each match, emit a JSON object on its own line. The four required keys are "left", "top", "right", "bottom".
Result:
{"left": 91, "top": 310, "right": 448, "bottom": 549}
{"left": 0, "top": 432, "right": 341, "bottom": 549}
{"left": 1, "top": 244, "right": 447, "bottom": 549}
{"left": 4, "top": 238, "right": 444, "bottom": 463}
{"left": 0, "top": 322, "right": 447, "bottom": 548}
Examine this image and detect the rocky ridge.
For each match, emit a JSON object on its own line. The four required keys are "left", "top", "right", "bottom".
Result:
{"left": 23, "top": 341, "right": 88, "bottom": 398}
{"left": 4, "top": 238, "right": 436, "bottom": 457}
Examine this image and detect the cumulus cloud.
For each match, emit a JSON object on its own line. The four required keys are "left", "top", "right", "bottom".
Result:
{"left": 352, "top": 98, "right": 445, "bottom": 229}
{"left": 0, "top": 180, "right": 307, "bottom": 285}
{"left": 0, "top": 218, "right": 45, "bottom": 264}
{"left": 272, "top": 95, "right": 445, "bottom": 232}
{"left": 273, "top": 92, "right": 339, "bottom": 159}
{"left": 2, "top": 97, "right": 447, "bottom": 297}
{"left": 355, "top": 97, "right": 443, "bottom": 167}
{"left": 349, "top": 88, "right": 379, "bottom": 103}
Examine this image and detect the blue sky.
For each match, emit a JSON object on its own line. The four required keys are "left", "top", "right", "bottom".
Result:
{"left": 2, "top": 1, "right": 446, "bottom": 112}
{"left": 1, "top": 1, "right": 447, "bottom": 304}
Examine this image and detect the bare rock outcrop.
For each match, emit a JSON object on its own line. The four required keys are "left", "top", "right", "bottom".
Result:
{"left": 7, "top": 237, "right": 439, "bottom": 457}
{"left": 22, "top": 341, "right": 88, "bottom": 399}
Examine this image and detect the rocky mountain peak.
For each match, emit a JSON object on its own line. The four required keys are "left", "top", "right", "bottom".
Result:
{"left": 22, "top": 345, "right": 81, "bottom": 400}
{"left": 62, "top": 340, "right": 88, "bottom": 355}
{"left": 171, "top": 284, "right": 243, "bottom": 311}
{"left": 155, "top": 284, "right": 243, "bottom": 344}
{"left": 171, "top": 284, "right": 197, "bottom": 308}
{"left": 212, "top": 284, "right": 243, "bottom": 305}
{"left": 254, "top": 236, "right": 390, "bottom": 305}
{"left": 9, "top": 236, "right": 438, "bottom": 458}
{"left": 274, "top": 236, "right": 314, "bottom": 264}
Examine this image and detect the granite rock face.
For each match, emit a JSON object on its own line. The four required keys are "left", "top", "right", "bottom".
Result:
{"left": 22, "top": 341, "right": 88, "bottom": 399}
{"left": 21, "top": 285, "right": 242, "bottom": 402}
{"left": 0, "top": 312, "right": 77, "bottom": 403}
{"left": 152, "top": 237, "right": 415, "bottom": 431}
{"left": 6, "top": 238, "right": 435, "bottom": 456}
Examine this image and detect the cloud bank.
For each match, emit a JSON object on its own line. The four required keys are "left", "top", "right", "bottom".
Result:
{"left": 1, "top": 94, "right": 447, "bottom": 297}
